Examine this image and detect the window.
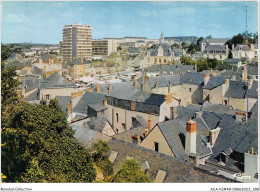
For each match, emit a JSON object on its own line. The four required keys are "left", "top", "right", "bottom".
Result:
{"left": 163, "top": 71, "right": 167, "bottom": 76}
{"left": 46, "top": 94, "right": 50, "bottom": 100}
{"left": 159, "top": 58, "right": 162, "bottom": 63}
{"left": 116, "top": 113, "right": 119, "bottom": 122}
{"left": 116, "top": 129, "right": 119, "bottom": 133}
{"left": 189, "top": 88, "right": 192, "bottom": 92}
{"left": 170, "top": 71, "right": 173, "bottom": 76}
{"left": 154, "top": 142, "right": 159, "bottom": 152}
{"left": 224, "top": 100, "right": 228, "bottom": 105}
{"left": 164, "top": 59, "right": 166, "bottom": 63}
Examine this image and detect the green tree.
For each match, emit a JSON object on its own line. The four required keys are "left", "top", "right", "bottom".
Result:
{"left": 112, "top": 159, "right": 152, "bottom": 183}
{"left": 225, "top": 33, "right": 244, "bottom": 49}
{"left": 197, "top": 37, "right": 204, "bottom": 47}
{"left": 171, "top": 43, "right": 180, "bottom": 49}
{"left": 117, "top": 46, "right": 122, "bottom": 51}
{"left": 91, "top": 140, "right": 110, "bottom": 163}
{"left": 180, "top": 56, "right": 194, "bottom": 65}
{"left": 187, "top": 43, "right": 199, "bottom": 54}
{"left": 2, "top": 99, "right": 97, "bottom": 182}
{"left": 181, "top": 42, "right": 189, "bottom": 49}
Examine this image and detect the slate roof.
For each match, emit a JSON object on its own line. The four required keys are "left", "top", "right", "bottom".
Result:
{"left": 88, "top": 103, "right": 107, "bottom": 112}
{"left": 31, "top": 66, "right": 43, "bottom": 76}
{"left": 249, "top": 101, "right": 258, "bottom": 119}
{"left": 201, "top": 38, "right": 229, "bottom": 44}
{"left": 220, "top": 70, "right": 242, "bottom": 81}
{"left": 209, "top": 119, "right": 258, "bottom": 171}
{"left": 205, "top": 45, "right": 226, "bottom": 51}
{"left": 225, "top": 81, "right": 247, "bottom": 99}
{"left": 5, "top": 62, "right": 28, "bottom": 70}
{"left": 186, "top": 104, "right": 202, "bottom": 112}
{"left": 203, "top": 76, "right": 227, "bottom": 90}
{"left": 246, "top": 81, "right": 258, "bottom": 99}
{"left": 247, "top": 66, "right": 258, "bottom": 76}
{"left": 89, "top": 116, "right": 110, "bottom": 132}
{"left": 56, "top": 96, "right": 71, "bottom": 112}
{"left": 21, "top": 78, "right": 40, "bottom": 92}
{"left": 108, "top": 138, "right": 231, "bottom": 183}
{"left": 94, "top": 82, "right": 140, "bottom": 97}
{"left": 179, "top": 72, "right": 204, "bottom": 85}
{"left": 73, "top": 91, "right": 105, "bottom": 115}
{"left": 233, "top": 45, "right": 250, "bottom": 51}
{"left": 223, "top": 59, "right": 241, "bottom": 64}
{"left": 202, "top": 103, "right": 235, "bottom": 115}
{"left": 70, "top": 121, "right": 111, "bottom": 148}
{"left": 25, "top": 89, "right": 38, "bottom": 101}
{"left": 39, "top": 72, "right": 77, "bottom": 89}
{"left": 157, "top": 119, "right": 212, "bottom": 162}
{"left": 146, "top": 64, "right": 195, "bottom": 75}
{"left": 146, "top": 42, "right": 172, "bottom": 56}
{"left": 130, "top": 92, "right": 165, "bottom": 106}
{"left": 148, "top": 75, "right": 180, "bottom": 88}
{"left": 112, "top": 126, "right": 147, "bottom": 144}
{"left": 127, "top": 47, "right": 140, "bottom": 54}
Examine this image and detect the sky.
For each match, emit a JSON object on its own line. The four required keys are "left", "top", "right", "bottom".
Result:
{"left": 1, "top": 1, "right": 258, "bottom": 44}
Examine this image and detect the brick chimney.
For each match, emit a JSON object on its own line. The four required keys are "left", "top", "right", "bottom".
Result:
{"left": 96, "top": 84, "right": 101, "bottom": 93}
{"left": 242, "top": 67, "right": 248, "bottom": 80}
{"left": 67, "top": 101, "right": 72, "bottom": 116}
{"left": 225, "top": 79, "right": 230, "bottom": 91}
{"left": 164, "top": 94, "right": 172, "bottom": 105}
{"left": 204, "top": 74, "right": 210, "bottom": 86}
{"left": 212, "top": 72, "right": 217, "bottom": 76}
{"left": 145, "top": 129, "right": 148, "bottom": 137}
{"left": 133, "top": 80, "right": 137, "bottom": 89}
{"left": 185, "top": 118, "right": 197, "bottom": 156}
{"left": 131, "top": 101, "right": 136, "bottom": 110}
{"left": 148, "top": 116, "right": 152, "bottom": 133}
{"left": 103, "top": 99, "right": 108, "bottom": 108}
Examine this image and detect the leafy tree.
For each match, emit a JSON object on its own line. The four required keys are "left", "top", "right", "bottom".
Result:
{"left": 181, "top": 42, "right": 189, "bottom": 49}
{"left": 97, "top": 157, "right": 113, "bottom": 177}
{"left": 187, "top": 43, "right": 199, "bottom": 54}
{"left": 171, "top": 43, "right": 180, "bottom": 49}
{"left": 112, "top": 159, "right": 152, "bottom": 183}
{"left": 2, "top": 98, "right": 97, "bottom": 182}
{"left": 225, "top": 33, "right": 244, "bottom": 49}
{"left": 206, "top": 35, "right": 212, "bottom": 39}
{"left": 197, "top": 37, "right": 204, "bottom": 47}
{"left": 216, "top": 62, "right": 235, "bottom": 71}
{"left": 180, "top": 56, "right": 194, "bottom": 65}
{"left": 1, "top": 60, "right": 96, "bottom": 182}
{"left": 91, "top": 140, "right": 110, "bottom": 163}
{"left": 117, "top": 46, "right": 122, "bottom": 51}
{"left": 91, "top": 140, "right": 113, "bottom": 179}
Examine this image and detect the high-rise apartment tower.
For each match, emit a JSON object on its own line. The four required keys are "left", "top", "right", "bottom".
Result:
{"left": 62, "top": 23, "right": 92, "bottom": 63}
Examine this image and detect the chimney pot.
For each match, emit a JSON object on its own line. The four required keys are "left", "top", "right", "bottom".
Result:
{"left": 67, "top": 101, "right": 72, "bottom": 115}
{"left": 96, "top": 84, "right": 101, "bottom": 93}
{"left": 104, "top": 99, "right": 108, "bottom": 108}
{"left": 148, "top": 116, "right": 152, "bottom": 133}
{"left": 204, "top": 74, "right": 210, "bottom": 85}
{"left": 225, "top": 79, "right": 230, "bottom": 90}
{"left": 185, "top": 118, "right": 197, "bottom": 156}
